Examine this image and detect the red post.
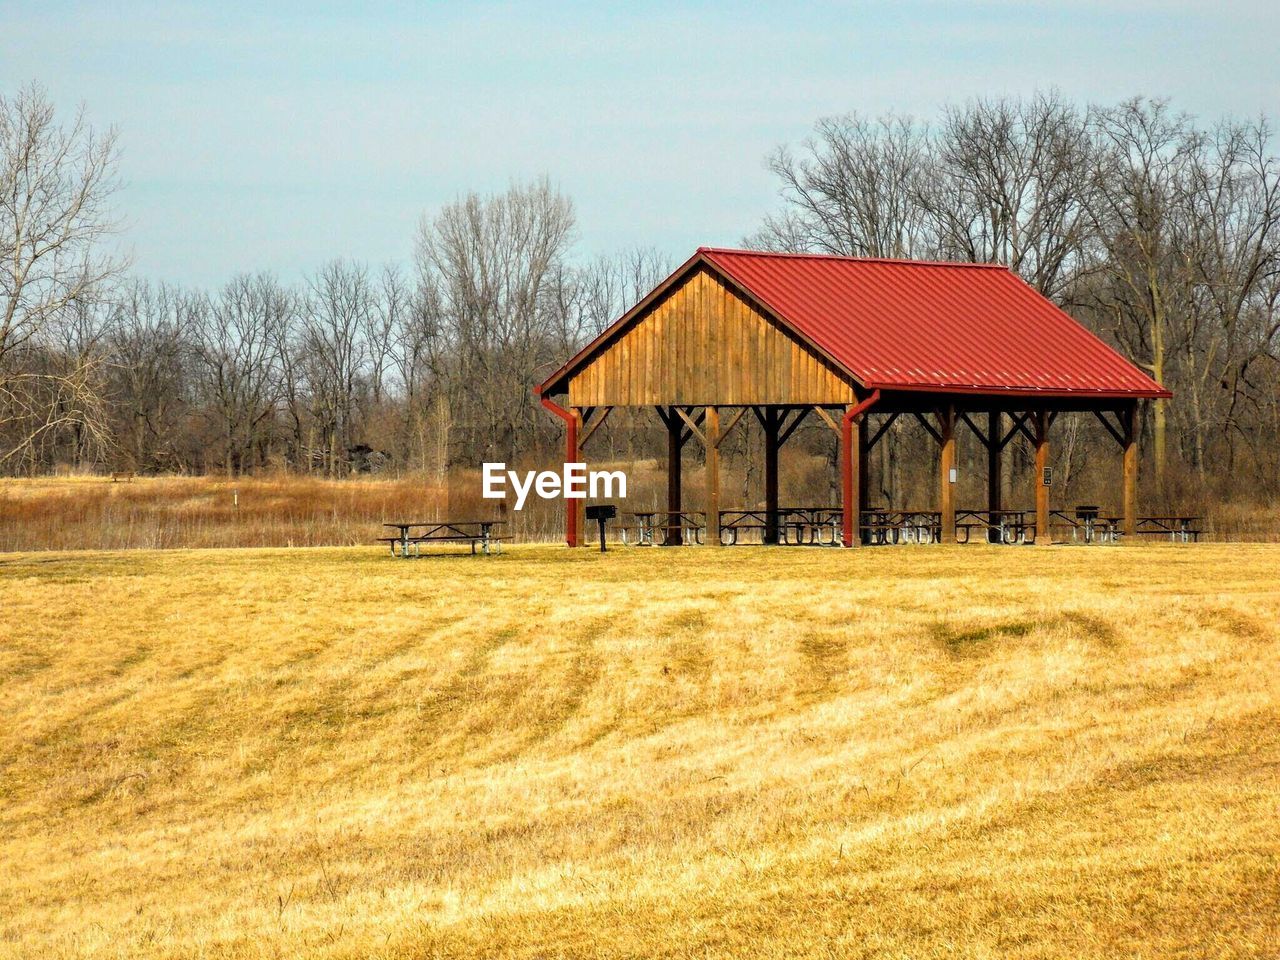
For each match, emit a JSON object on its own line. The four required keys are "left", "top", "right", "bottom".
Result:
{"left": 841, "top": 390, "right": 881, "bottom": 547}
{"left": 539, "top": 393, "right": 579, "bottom": 547}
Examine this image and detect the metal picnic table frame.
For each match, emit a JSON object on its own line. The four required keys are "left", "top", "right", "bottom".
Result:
{"left": 954, "top": 509, "right": 1036, "bottom": 545}
{"left": 718, "top": 506, "right": 844, "bottom": 545}
{"left": 623, "top": 511, "right": 707, "bottom": 546}
{"left": 859, "top": 509, "right": 943, "bottom": 545}
{"left": 614, "top": 506, "right": 1202, "bottom": 547}
{"left": 1101, "top": 514, "right": 1203, "bottom": 543}
{"left": 381, "top": 520, "right": 507, "bottom": 556}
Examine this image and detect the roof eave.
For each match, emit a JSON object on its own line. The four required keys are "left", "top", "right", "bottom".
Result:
{"left": 863, "top": 381, "right": 1173, "bottom": 401}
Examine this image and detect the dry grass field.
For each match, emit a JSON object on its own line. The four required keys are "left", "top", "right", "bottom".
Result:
{"left": 3, "top": 474, "right": 1278, "bottom": 554}
{"left": 2, "top": 543, "right": 1279, "bottom": 959}
{"left": 0, "top": 475, "right": 449, "bottom": 552}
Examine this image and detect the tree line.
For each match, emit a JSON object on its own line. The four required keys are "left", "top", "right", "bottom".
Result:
{"left": 754, "top": 92, "right": 1280, "bottom": 500}
{"left": 1, "top": 84, "right": 669, "bottom": 477}
{"left": 3, "top": 83, "right": 1278, "bottom": 505}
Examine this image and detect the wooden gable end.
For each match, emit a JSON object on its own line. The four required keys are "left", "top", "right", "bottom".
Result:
{"left": 567, "top": 266, "right": 857, "bottom": 407}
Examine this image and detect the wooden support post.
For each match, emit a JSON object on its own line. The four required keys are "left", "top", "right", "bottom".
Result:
{"left": 572, "top": 407, "right": 585, "bottom": 547}
{"left": 1035, "top": 410, "right": 1051, "bottom": 545}
{"left": 857, "top": 416, "right": 871, "bottom": 543}
{"left": 939, "top": 405, "right": 956, "bottom": 544}
{"left": 1122, "top": 402, "right": 1138, "bottom": 539}
{"left": 666, "top": 407, "right": 683, "bottom": 546}
{"left": 705, "top": 406, "right": 721, "bottom": 547}
{"left": 987, "top": 410, "right": 1002, "bottom": 544}
{"left": 840, "top": 391, "right": 880, "bottom": 547}
{"left": 763, "top": 407, "right": 779, "bottom": 545}
{"left": 842, "top": 404, "right": 861, "bottom": 547}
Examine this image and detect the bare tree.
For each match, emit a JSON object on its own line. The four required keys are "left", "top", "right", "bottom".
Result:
{"left": 751, "top": 114, "right": 932, "bottom": 258}
{"left": 415, "top": 178, "right": 576, "bottom": 466}
{"left": 924, "top": 92, "right": 1098, "bottom": 298}
{"left": 1179, "top": 119, "right": 1280, "bottom": 482}
{"left": 108, "top": 280, "right": 197, "bottom": 472}
{"left": 1084, "top": 98, "right": 1202, "bottom": 494}
{"left": 303, "top": 260, "right": 373, "bottom": 475}
{"left": 0, "top": 83, "right": 123, "bottom": 466}
{"left": 191, "top": 275, "right": 288, "bottom": 475}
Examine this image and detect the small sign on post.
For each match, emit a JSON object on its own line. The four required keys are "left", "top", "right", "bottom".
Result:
{"left": 1042, "top": 467, "right": 1053, "bottom": 487}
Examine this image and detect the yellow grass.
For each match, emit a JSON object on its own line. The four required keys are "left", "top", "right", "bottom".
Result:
{"left": 2, "top": 474, "right": 1278, "bottom": 552}
{"left": 2, "top": 543, "right": 1278, "bottom": 958}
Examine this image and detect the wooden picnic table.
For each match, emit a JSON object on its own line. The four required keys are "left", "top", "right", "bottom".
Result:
{"left": 380, "top": 519, "right": 508, "bottom": 557}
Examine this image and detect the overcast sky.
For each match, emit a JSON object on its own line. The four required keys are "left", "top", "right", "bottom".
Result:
{"left": 5, "top": 1, "right": 1279, "bottom": 286}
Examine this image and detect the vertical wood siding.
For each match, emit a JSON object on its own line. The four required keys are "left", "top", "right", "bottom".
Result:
{"left": 568, "top": 267, "right": 856, "bottom": 406}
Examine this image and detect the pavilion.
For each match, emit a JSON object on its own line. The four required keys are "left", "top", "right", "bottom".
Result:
{"left": 536, "top": 248, "right": 1171, "bottom": 547}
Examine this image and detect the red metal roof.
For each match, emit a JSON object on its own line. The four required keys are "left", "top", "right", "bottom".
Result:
{"left": 539, "top": 248, "right": 1170, "bottom": 399}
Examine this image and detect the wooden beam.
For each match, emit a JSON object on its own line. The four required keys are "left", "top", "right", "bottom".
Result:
{"left": 999, "top": 412, "right": 1034, "bottom": 450}
{"left": 858, "top": 415, "right": 871, "bottom": 520}
{"left": 867, "top": 411, "right": 900, "bottom": 450}
{"left": 763, "top": 407, "right": 779, "bottom": 545}
{"left": 958, "top": 411, "right": 987, "bottom": 445}
{"left": 680, "top": 410, "right": 705, "bottom": 446}
{"left": 714, "top": 407, "right": 747, "bottom": 449}
{"left": 939, "top": 404, "right": 956, "bottom": 544}
{"left": 1034, "top": 410, "right": 1051, "bottom": 545}
{"left": 1122, "top": 402, "right": 1138, "bottom": 539}
{"left": 913, "top": 411, "right": 943, "bottom": 446}
{"left": 778, "top": 408, "right": 811, "bottom": 445}
{"left": 675, "top": 407, "right": 706, "bottom": 447}
{"left": 1093, "top": 409, "right": 1126, "bottom": 447}
{"left": 987, "top": 410, "right": 1003, "bottom": 543}
{"left": 667, "top": 407, "right": 683, "bottom": 546}
{"left": 705, "top": 406, "right": 721, "bottom": 547}
{"left": 843, "top": 402, "right": 861, "bottom": 547}
{"left": 578, "top": 406, "right": 612, "bottom": 448}
{"left": 572, "top": 407, "right": 585, "bottom": 547}
{"left": 811, "top": 406, "right": 841, "bottom": 434}
{"left": 841, "top": 392, "right": 882, "bottom": 547}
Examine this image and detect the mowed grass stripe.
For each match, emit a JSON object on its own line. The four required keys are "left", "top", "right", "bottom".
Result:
{"left": 1, "top": 544, "right": 1277, "bottom": 959}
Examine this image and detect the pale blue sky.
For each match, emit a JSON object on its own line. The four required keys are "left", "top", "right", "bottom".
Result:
{"left": 5, "top": 1, "right": 1279, "bottom": 286}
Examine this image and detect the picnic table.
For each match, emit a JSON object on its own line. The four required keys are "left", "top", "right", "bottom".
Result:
{"left": 860, "top": 509, "right": 943, "bottom": 545}
{"left": 717, "top": 508, "right": 768, "bottom": 544}
{"left": 624, "top": 511, "right": 706, "bottom": 546}
{"left": 777, "top": 506, "right": 843, "bottom": 545}
{"left": 712, "top": 507, "right": 836, "bottom": 545}
{"left": 956, "top": 509, "right": 1036, "bottom": 545}
{"left": 379, "top": 520, "right": 508, "bottom": 557}
{"left": 1101, "top": 515, "right": 1203, "bottom": 543}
